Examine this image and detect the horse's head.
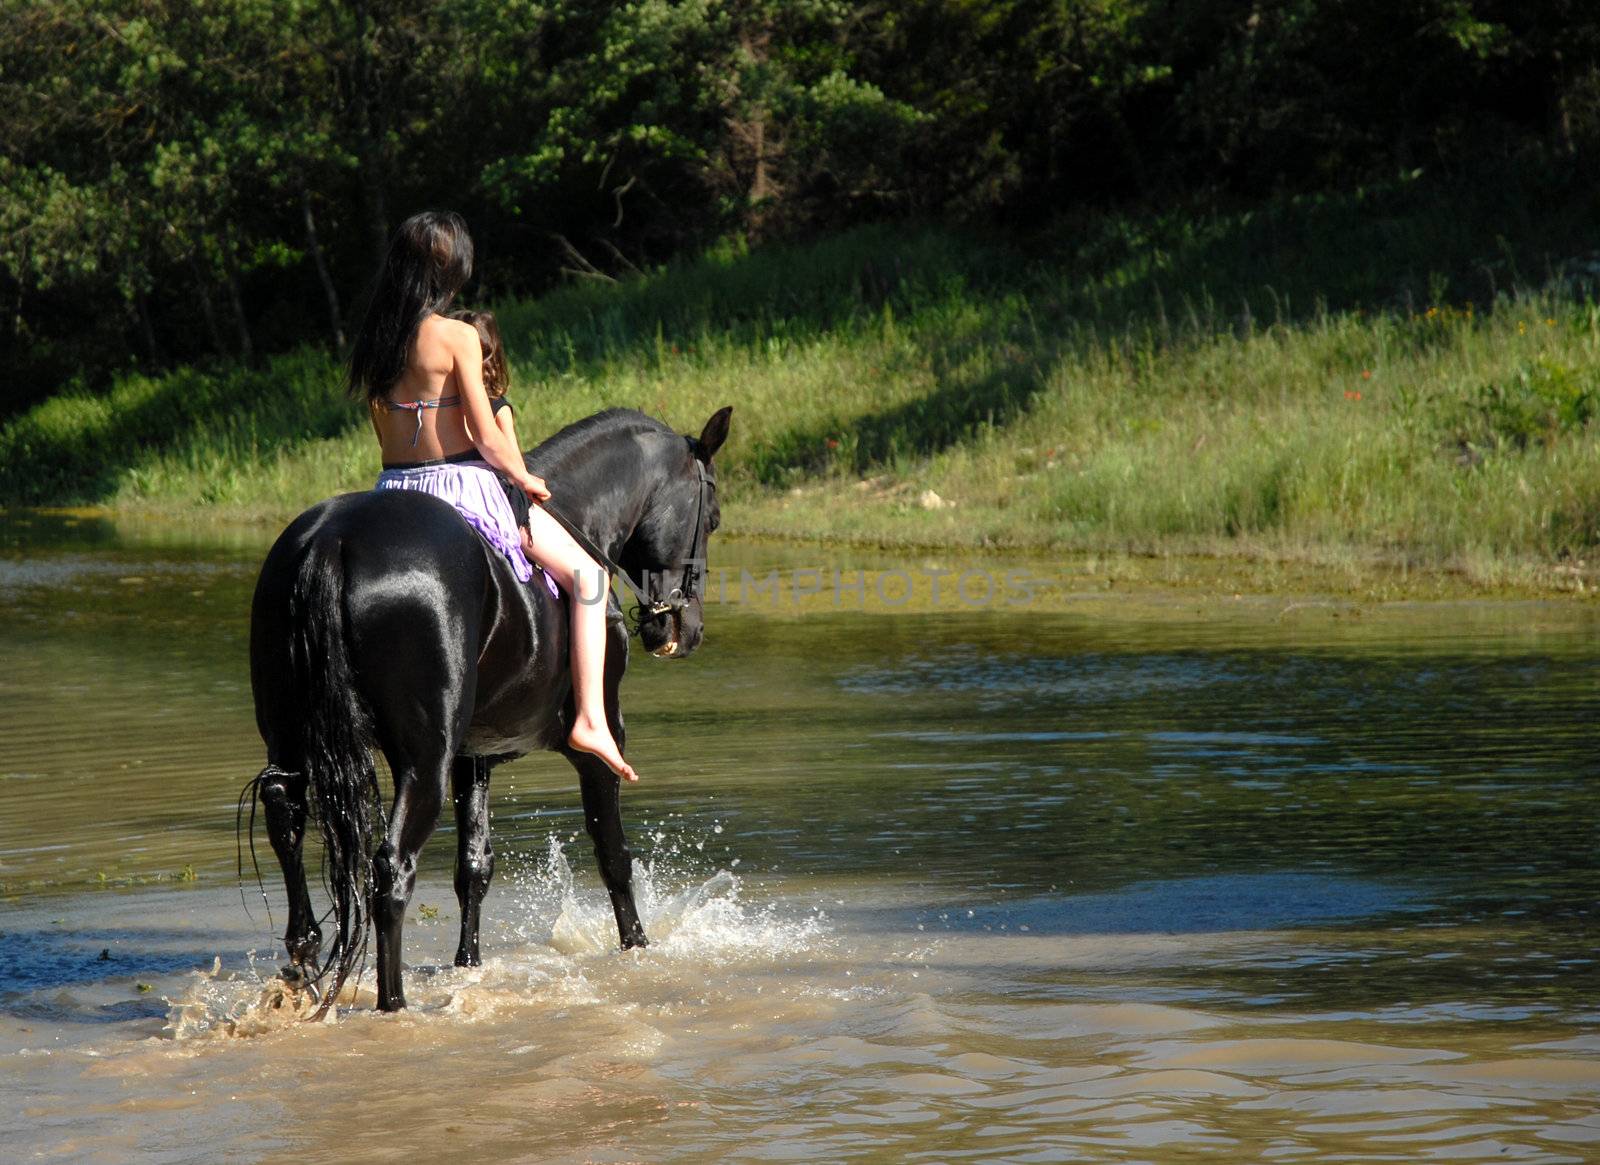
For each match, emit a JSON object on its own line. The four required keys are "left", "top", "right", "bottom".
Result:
{"left": 625, "top": 406, "right": 731, "bottom": 659}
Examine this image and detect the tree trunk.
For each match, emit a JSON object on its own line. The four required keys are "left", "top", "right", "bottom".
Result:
{"left": 359, "top": 149, "right": 390, "bottom": 266}
{"left": 190, "top": 256, "right": 227, "bottom": 357}
{"left": 133, "top": 292, "right": 162, "bottom": 365}
{"left": 352, "top": 0, "right": 390, "bottom": 265}
{"left": 223, "top": 250, "right": 254, "bottom": 362}
{"left": 749, "top": 116, "right": 770, "bottom": 204}
{"left": 737, "top": 27, "right": 776, "bottom": 235}
{"left": 301, "top": 186, "right": 346, "bottom": 349}
{"left": 1557, "top": 53, "right": 1577, "bottom": 156}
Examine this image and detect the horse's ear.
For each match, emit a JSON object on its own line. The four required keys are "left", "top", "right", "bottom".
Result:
{"left": 697, "top": 405, "right": 733, "bottom": 461}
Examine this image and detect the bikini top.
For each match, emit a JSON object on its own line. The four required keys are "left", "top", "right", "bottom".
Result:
{"left": 379, "top": 394, "right": 460, "bottom": 446}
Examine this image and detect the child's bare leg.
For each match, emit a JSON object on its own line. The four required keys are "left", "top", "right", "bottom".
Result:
{"left": 523, "top": 507, "right": 636, "bottom": 781}
{"left": 563, "top": 572, "right": 636, "bottom": 781}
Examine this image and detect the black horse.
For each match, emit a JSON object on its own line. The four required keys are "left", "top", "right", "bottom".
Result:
{"left": 248, "top": 406, "right": 730, "bottom": 1012}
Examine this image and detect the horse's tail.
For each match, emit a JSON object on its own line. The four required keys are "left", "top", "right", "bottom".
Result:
{"left": 284, "top": 538, "right": 380, "bottom": 1016}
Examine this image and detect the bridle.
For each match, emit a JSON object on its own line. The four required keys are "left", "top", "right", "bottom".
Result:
{"left": 540, "top": 448, "right": 715, "bottom": 636}
{"left": 636, "top": 455, "right": 714, "bottom": 626}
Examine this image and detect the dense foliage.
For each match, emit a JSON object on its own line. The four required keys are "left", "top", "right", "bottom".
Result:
{"left": 3, "top": 0, "right": 1598, "bottom": 405}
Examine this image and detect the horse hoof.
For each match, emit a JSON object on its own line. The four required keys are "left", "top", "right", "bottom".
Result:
{"left": 279, "top": 964, "right": 321, "bottom": 1002}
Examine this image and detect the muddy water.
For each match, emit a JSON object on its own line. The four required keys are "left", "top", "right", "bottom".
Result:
{"left": 2, "top": 510, "right": 1598, "bottom": 1162}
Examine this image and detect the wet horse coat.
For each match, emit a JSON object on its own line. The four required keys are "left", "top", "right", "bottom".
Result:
{"left": 248, "top": 407, "right": 729, "bottom": 1011}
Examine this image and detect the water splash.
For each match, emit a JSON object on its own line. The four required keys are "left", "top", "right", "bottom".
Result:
{"left": 163, "top": 953, "right": 343, "bottom": 1040}
{"left": 505, "top": 832, "right": 828, "bottom": 963}
{"left": 161, "top": 828, "right": 830, "bottom": 1039}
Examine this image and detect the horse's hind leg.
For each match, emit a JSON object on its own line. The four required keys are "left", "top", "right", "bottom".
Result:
{"left": 258, "top": 766, "right": 322, "bottom": 973}
{"left": 451, "top": 755, "right": 495, "bottom": 967}
{"left": 372, "top": 761, "right": 447, "bottom": 1011}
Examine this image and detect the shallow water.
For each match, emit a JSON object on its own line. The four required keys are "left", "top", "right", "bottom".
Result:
{"left": 2, "top": 510, "right": 1598, "bottom": 1162}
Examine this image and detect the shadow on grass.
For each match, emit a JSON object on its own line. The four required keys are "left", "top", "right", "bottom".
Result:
{"left": 1048, "top": 162, "right": 1598, "bottom": 331}
{"left": 490, "top": 225, "right": 1018, "bottom": 375}
{"left": 0, "top": 348, "right": 355, "bottom": 506}
{"left": 738, "top": 168, "right": 1600, "bottom": 483}
{"left": 750, "top": 346, "right": 1052, "bottom": 484}
{"left": 499, "top": 165, "right": 1596, "bottom": 386}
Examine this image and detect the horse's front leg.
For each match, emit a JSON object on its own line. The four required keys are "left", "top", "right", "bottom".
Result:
{"left": 451, "top": 755, "right": 495, "bottom": 967}
{"left": 563, "top": 611, "right": 643, "bottom": 947}
{"left": 562, "top": 617, "right": 647, "bottom": 949}
{"left": 567, "top": 751, "right": 648, "bottom": 949}
{"left": 372, "top": 762, "right": 447, "bottom": 1011}
{"left": 257, "top": 765, "right": 322, "bottom": 975}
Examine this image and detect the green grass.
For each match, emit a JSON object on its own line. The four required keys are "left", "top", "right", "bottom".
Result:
{"left": 4, "top": 171, "right": 1600, "bottom": 590}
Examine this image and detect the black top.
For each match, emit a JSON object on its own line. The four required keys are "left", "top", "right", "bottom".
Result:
{"left": 490, "top": 395, "right": 513, "bottom": 417}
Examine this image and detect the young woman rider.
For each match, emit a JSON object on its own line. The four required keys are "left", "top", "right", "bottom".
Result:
{"left": 349, "top": 210, "right": 636, "bottom": 782}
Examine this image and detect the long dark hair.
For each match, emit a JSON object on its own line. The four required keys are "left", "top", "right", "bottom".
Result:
{"left": 347, "top": 211, "right": 474, "bottom": 400}
{"left": 449, "top": 309, "right": 510, "bottom": 399}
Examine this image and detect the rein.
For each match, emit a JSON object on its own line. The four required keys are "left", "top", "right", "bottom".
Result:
{"left": 538, "top": 453, "right": 713, "bottom": 631}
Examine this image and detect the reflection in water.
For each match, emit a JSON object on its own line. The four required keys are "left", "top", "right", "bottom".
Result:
{"left": 1, "top": 513, "right": 1598, "bottom": 1161}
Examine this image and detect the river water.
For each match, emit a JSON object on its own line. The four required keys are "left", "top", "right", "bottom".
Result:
{"left": 2, "top": 510, "right": 1597, "bottom": 1162}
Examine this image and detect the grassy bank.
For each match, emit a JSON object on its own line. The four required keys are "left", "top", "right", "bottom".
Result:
{"left": 4, "top": 173, "right": 1599, "bottom": 592}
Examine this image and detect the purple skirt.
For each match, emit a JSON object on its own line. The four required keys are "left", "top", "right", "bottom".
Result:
{"left": 375, "top": 460, "right": 534, "bottom": 584}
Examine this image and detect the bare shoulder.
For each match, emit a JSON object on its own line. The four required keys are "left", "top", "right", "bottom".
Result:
{"left": 416, "top": 314, "right": 476, "bottom": 355}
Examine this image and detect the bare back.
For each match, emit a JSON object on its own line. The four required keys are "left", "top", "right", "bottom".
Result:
{"left": 371, "top": 315, "right": 496, "bottom": 465}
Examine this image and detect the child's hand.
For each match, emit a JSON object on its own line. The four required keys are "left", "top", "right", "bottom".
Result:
{"left": 521, "top": 473, "right": 551, "bottom": 502}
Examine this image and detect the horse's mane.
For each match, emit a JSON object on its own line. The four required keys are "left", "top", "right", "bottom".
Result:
{"left": 528, "top": 408, "right": 674, "bottom": 470}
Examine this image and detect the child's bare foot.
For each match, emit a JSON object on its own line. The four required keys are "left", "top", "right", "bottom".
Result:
{"left": 569, "top": 716, "right": 637, "bottom": 781}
